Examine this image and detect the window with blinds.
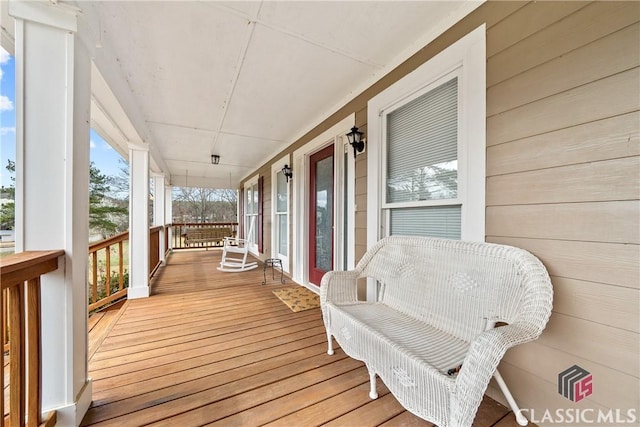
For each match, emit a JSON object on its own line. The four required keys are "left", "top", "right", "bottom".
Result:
{"left": 369, "top": 25, "right": 485, "bottom": 244}
{"left": 384, "top": 74, "right": 461, "bottom": 239}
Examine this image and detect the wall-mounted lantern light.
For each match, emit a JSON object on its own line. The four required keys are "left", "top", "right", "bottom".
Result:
{"left": 346, "top": 126, "right": 365, "bottom": 157}
{"left": 282, "top": 164, "right": 293, "bottom": 182}
{"left": 211, "top": 154, "right": 220, "bottom": 165}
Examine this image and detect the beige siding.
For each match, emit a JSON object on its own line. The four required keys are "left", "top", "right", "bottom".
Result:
{"left": 490, "top": 236, "right": 638, "bottom": 289}
{"left": 487, "top": 23, "right": 640, "bottom": 116}
{"left": 486, "top": 202, "right": 640, "bottom": 244}
{"left": 485, "top": 1, "right": 589, "bottom": 57}
{"left": 488, "top": 69, "right": 639, "bottom": 145}
{"left": 486, "top": 112, "right": 640, "bottom": 175}
{"left": 239, "top": 1, "right": 640, "bottom": 421}
{"left": 551, "top": 276, "right": 639, "bottom": 334}
{"left": 485, "top": 0, "right": 640, "bottom": 418}
{"left": 486, "top": 2, "right": 639, "bottom": 86}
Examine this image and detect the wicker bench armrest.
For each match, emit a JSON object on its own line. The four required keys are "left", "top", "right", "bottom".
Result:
{"left": 320, "top": 270, "right": 360, "bottom": 305}
{"left": 451, "top": 322, "right": 539, "bottom": 426}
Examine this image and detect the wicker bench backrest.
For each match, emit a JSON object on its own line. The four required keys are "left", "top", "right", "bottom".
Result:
{"left": 359, "top": 236, "right": 552, "bottom": 343}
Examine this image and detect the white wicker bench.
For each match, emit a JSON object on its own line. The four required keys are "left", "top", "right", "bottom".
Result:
{"left": 320, "top": 236, "right": 553, "bottom": 427}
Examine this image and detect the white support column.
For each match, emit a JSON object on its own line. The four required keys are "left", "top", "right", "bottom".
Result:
{"left": 165, "top": 185, "right": 173, "bottom": 251}
{"left": 128, "top": 144, "right": 150, "bottom": 299}
{"left": 152, "top": 173, "right": 166, "bottom": 264}
{"left": 10, "top": 0, "right": 92, "bottom": 424}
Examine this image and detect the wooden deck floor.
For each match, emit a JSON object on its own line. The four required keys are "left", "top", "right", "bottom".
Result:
{"left": 82, "top": 249, "right": 524, "bottom": 427}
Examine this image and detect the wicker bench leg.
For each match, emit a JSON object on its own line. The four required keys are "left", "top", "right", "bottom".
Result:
{"left": 326, "top": 332, "right": 334, "bottom": 355}
{"left": 494, "top": 369, "right": 528, "bottom": 426}
{"left": 368, "top": 367, "right": 378, "bottom": 399}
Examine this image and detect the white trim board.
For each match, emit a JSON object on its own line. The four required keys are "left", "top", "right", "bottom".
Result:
{"left": 367, "top": 24, "right": 486, "bottom": 248}
{"left": 271, "top": 155, "right": 291, "bottom": 273}
{"left": 291, "top": 114, "right": 355, "bottom": 286}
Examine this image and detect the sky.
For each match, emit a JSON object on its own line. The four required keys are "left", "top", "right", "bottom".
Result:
{"left": 0, "top": 46, "right": 125, "bottom": 189}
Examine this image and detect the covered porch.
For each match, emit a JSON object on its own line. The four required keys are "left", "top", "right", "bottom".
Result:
{"left": 82, "top": 249, "right": 522, "bottom": 427}
{"left": 1, "top": 0, "right": 637, "bottom": 425}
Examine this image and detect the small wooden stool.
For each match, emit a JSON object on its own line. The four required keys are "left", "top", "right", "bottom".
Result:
{"left": 263, "top": 258, "right": 285, "bottom": 285}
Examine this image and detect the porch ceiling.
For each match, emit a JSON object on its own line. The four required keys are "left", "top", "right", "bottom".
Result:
{"left": 78, "top": 1, "right": 479, "bottom": 188}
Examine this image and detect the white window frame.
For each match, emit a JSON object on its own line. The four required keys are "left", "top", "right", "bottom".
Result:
{"left": 367, "top": 24, "right": 486, "bottom": 251}
{"left": 244, "top": 174, "right": 259, "bottom": 255}
{"left": 336, "top": 139, "right": 356, "bottom": 271}
{"left": 271, "top": 156, "right": 291, "bottom": 273}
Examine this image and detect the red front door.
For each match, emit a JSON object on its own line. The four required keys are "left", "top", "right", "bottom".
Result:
{"left": 309, "top": 145, "right": 334, "bottom": 285}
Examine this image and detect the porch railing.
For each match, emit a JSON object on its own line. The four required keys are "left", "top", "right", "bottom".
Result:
{"left": 0, "top": 250, "right": 61, "bottom": 427}
{"left": 149, "top": 226, "right": 162, "bottom": 277}
{"left": 170, "top": 222, "right": 238, "bottom": 250}
{"left": 88, "top": 231, "right": 129, "bottom": 312}
{"left": 88, "top": 225, "right": 169, "bottom": 312}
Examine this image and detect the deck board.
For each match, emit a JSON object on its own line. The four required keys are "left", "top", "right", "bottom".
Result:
{"left": 82, "top": 249, "right": 526, "bottom": 427}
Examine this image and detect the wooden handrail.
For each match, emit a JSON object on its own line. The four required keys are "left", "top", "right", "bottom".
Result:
{"left": 1, "top": 251, "right": 64, "bottom": 288}
{"left": 0, "top": 251, "right": 62, "bottom": 427}
{"left": 88, "top": 231, "right": 129, "bottom": 253}
{"left": 172, "top": 222, "right": 237, "bottom": 227}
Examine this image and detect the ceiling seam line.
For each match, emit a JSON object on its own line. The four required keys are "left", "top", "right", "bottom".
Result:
{"left": 217, "top": 130, "right": 285, "bottom": 143}
{"left": 146, "top": 120, "right": 286, "bottom": 143}
{"left": 199, "top": 2, "right": 382, "bottom": 70}
{"left": 211, "top": 5, "right": 262, "bottom": 155}
{"left": 255, "top": 19, "right": 384, "bottom": 69}
{"left": 146, "top": 120, "right": 218, "bottom": 133}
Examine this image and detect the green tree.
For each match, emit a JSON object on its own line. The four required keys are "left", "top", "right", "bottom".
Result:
{"left": 90, "top": 162, "right": 127, "bottom": 238}
{"left": 0, "top": 160, "right": 129, "bottom": 236}
{"left": 0, "top": 160, "right": 15, "bottom": 230}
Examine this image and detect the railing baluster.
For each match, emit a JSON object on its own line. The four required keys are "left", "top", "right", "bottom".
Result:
{"left": 26, "top": 278, "right": 40, "bottom": 427}
{"left": 105, "top": 246, "right": 111, "bottom": 297}
{"left": 91, "top": 251, "right": 98, "bottom": 304}
{"left": 8, "top": 282, "right": 25, "bottom": 427}
{"left": 3, "top": 289, "right": 8, "bottom": 353}
{"left": 118, "top": 241, "right": 124, "bottom": 291}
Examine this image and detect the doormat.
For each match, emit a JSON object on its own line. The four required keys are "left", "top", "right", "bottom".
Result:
{"left": 272, "top": 286, "right": 320, "bottom": 313}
